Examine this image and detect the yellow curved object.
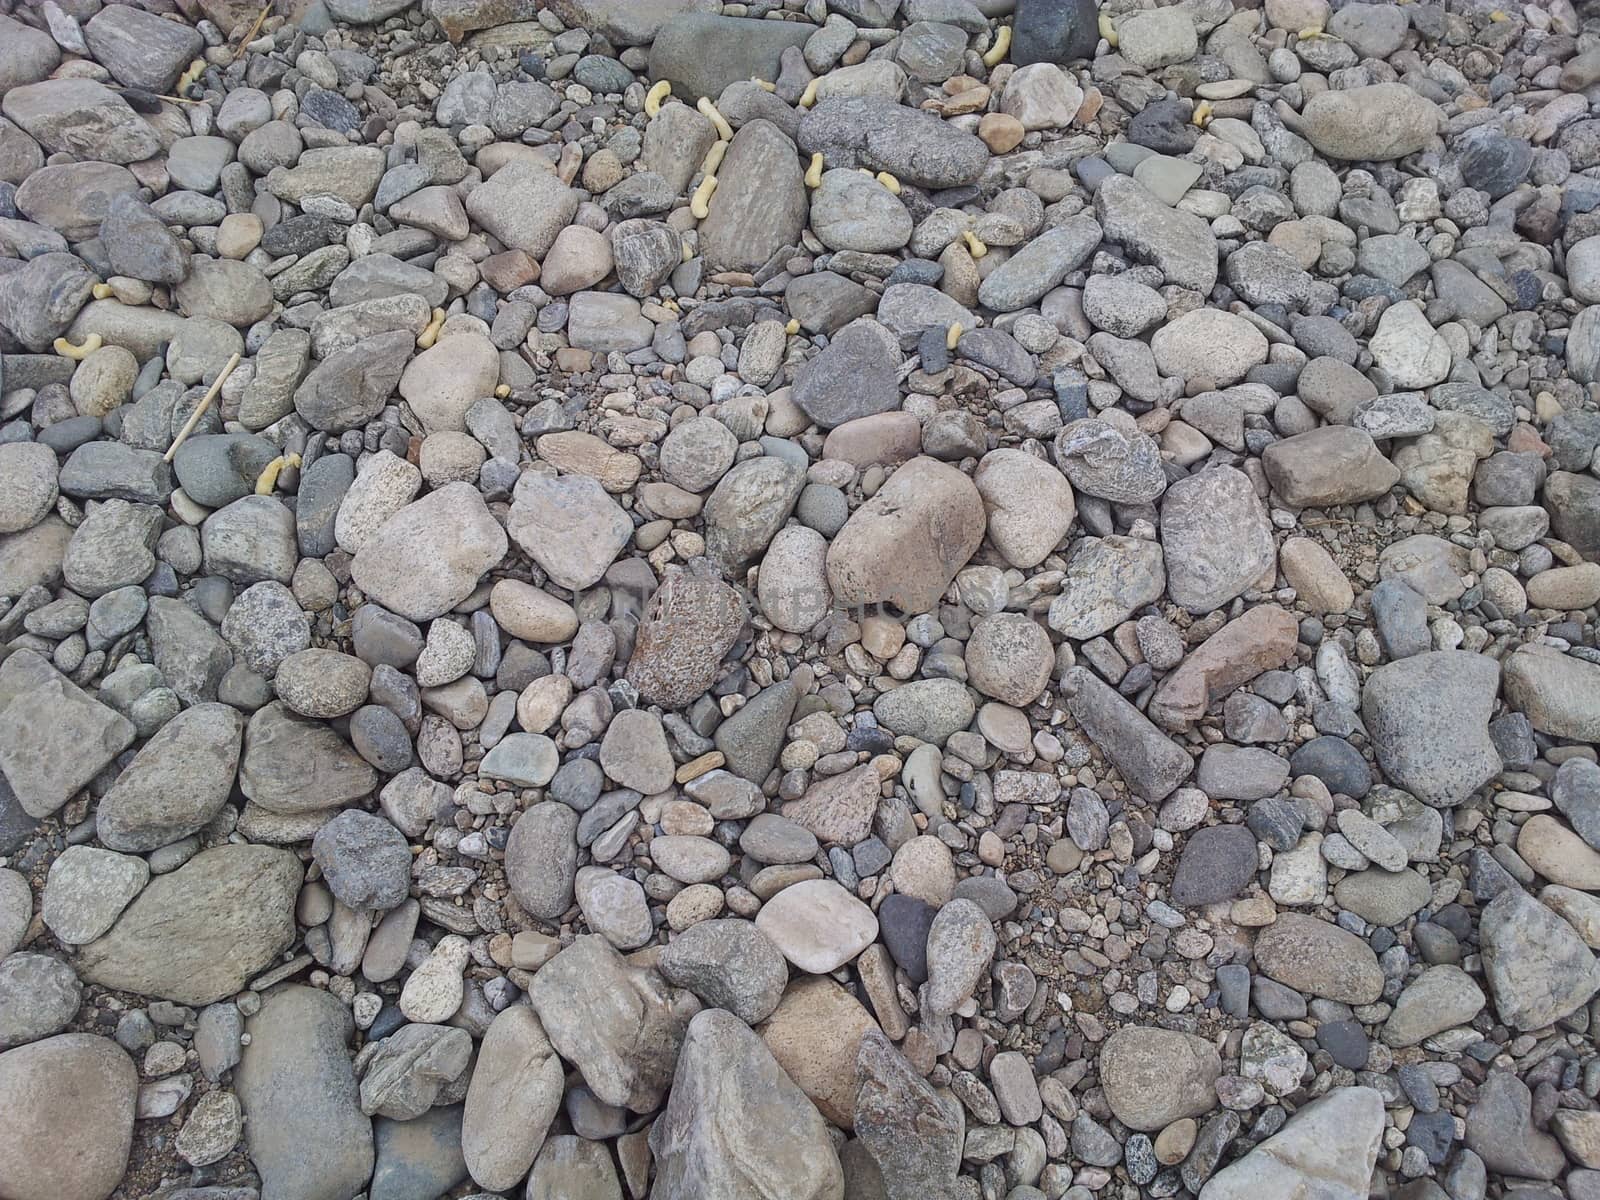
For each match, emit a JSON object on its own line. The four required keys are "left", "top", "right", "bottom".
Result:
{"left": 946, "top": 322, "right": 963, "bottom": 350}
{"left": 697, "top": 96, "right": 733, "bottom": 141}
{"left": 54, "top": 333, "right": 102, "bottom": 360}
{"left": 682, "top": 242, "right": 694, "bottom": 263}
{"left": 417, "top": 308, "right": 446, "bottom": 350}
{"left": 702, "top": 139, "right": 728, "bottom": 176}
{"left": 1193, "top": 99, "right": 1213, "bottom": 128}
{"left": 494, "top": 384, "right": 511, "bottom": 398}
{"left": 784, "top": 318, "right": 799, "bottom": 335}
{"left": 982, "top": 24, "right": 1011, "bottom": 68}
{"left": 662, "top": 297, "right": 681, "bottom": 313}
{"left": 875, "top": 171, "right": 900, "bottom": 195}
{"left": 1298, "top": 24, "right": 1325, "bottom": 38}
{"left": 962, "top": 230, "right": 988, "bottom": 259}
{"left": 1099, "top": 13, "right": 1118, "bottom": 46}
{"left": 799, "top": 78, "right": 819, "bottom": 109}
{"left": 690, "top": 174, "right": 718, "bottom": 219}
{"left": 177, "top": 58, "right": 205, "bottom": 91}
{"left": 253, "top": 452, "right": 300, "bottom": 495}
{"left": 1489, "top": 8, "right": 1507, "bottom": 18}
{"left": 91, "top": 282, "right": 114, "bottom": 300}
{"left": 805, "top": 152, "right": 825, "bottom": 188}
{"left": 644, "top": 80, "right": 671, "bottom": 117}
{"left": 751, "top": 78, "right": 776, "bottom": 92}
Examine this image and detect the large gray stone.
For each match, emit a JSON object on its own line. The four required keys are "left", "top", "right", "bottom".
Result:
{"left": 700, "top": 119, "right": 807, "bottom": 273}
{"left": 77, "top": 845, "right": 302, "bottom": 1006}
{"left": 95, "top": 703, "right": 243, "bottom": 852}
{"left": 235, "top": 986, "right": 374, "bottom": 1200}
{"left": 649, "top": 1008, "right": 842, "bottom": 1200}
{"left": 1362, "top": 651, "right": 1501, "bottom": 808}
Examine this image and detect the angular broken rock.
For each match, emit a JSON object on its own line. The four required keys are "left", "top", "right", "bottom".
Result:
{"left": 855, "top": 1028, "right": 964, "bottom": 1200}
{"left": 649, "top": 1009, "right": 843, "bottom": 1200}
{"left": 0, "top": 649, "right": 136, "bottom": 818}
{"left": 1361, "top": 650, "right": 1501, "bottom": 808}
{"left": 1148, "top": 604, "right": 1299, "bottom": 730}
{"left": 1061, "top": 666, "right": 1192, "bottom": 802}
{"left": 1198, "top": 1086, "right": 1384, "bottom": 1200}
{"left": 1480, "top": 887, "right": 1600, "bottom": 1031}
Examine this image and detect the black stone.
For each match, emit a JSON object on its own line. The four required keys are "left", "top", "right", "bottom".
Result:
{"left": 1288, "top": 736, "right": 1371, "bottom": 799}
{"left": 1012, "top": 0, "right": 1100, "bottom": 66}
{"left": 1406, "top": 1109, "right": 1456, "bottom": 1165}
{"left": 1127, "top": 97, "right": 1199, "bottom": 155}
{"left": 1169, "top": 824, "right": 1257, "bottom": 908}
{"left": 1315, "top": 1019, "right": 1369, "bottom": 1070}
{"left": 878, "top": 893, "right": 937, "bottom": 983}
{"left": 260, "top": 215, "right": 344, "bottom": 258}
{"left": 1457, "top": 126, "right": 1532, "bottom": 199}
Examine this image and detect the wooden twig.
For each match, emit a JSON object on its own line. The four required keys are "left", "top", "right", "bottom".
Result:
{"left": 234, "top": 2, "right": 271, "bottom": 56}
{"left": 164, "top": 352, "right": 240, "bottom": 462}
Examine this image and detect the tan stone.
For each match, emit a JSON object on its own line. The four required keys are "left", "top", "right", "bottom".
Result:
{"left": 1147, "top": 604, "right": 1299, "bottom": 729}
{"left": 1278, "top": 537, "right": 1353, "bottom": 615}
{"left": 1518, "top": 814, "right": 1600, "bottom": 890}
{"left": 757, "top": 977, "right": 879, "bottom": 1130}
{"left": 826, "top": 456, "right": 986, "bottom": 615}
{"left": 490, "top": 579, "right": 579, "bottom": 643}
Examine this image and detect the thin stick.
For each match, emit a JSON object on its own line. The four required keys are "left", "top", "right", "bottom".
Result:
{"left": 234, "top": 3, "right": 271, "bottom": 56}
{"left": 164, "top": 352, "right": 240, "bottom": 462}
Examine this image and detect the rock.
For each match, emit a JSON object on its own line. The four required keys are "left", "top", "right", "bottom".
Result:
{"left": 505, "top": 800, "right": 578, "bottom": 919}
{"left": 1012, "top": 0, "right": 1100, "bottom": 65}
{"left": 965, "top": 613, "right": 1053, "bottom": 707}
{"left": 973, "top": 448, "right": 1075, "bottom": 568}
{"left": 1095, "top": 174, "right": 1218, "bottom": 292}
{"left": 295, "top": 331, "right": 414, "bottom": 433}
{"left": 76, "top": 845, "right": 301, "bottom": 1005}
{"left": 508, "top": 471, "right": 632, "bottom": 591}
{"left": 97, "top": 691, "right": 238, "bottom": 846}
{"left": 1048, "top": 535, "right": 1166, "bottom": 639}
{"left": 827, "top": 457, "right": 985, "bottom": 614}
{"left": 1100, "top": 1027, "right": 1222, "bottom": 1132}
{"left": 1117, "top": 7, "right": 1198, "bottom": 69}
{"left": 528, "top": 935, "right": 699, "bottom": 1113}
{"left": 702, "top": 457, "right": 806, "bottom": 574}
{"left": 649, "top": 1009, "right": 842, "bottom": 1200}
{"left": 1381, "top": 965, "right": 1486, "bottom": 1047}
{"left": 234, "top": 986, "right": 374, "bottom": 1200}
{"left": 1262, "top": 426, "right": 1400, "bottom": 506}
{"left": 759, "top": 976, "right": 878, "bottom": 1128}
{"left": 1152, "top": 310, "right": 1267, "bottom": 386}
{"left": 1171, "top": 824, "right": 1258, "bottom": 907}
{"left": 0, "top": 442, "right": 58, "bottom": 534}
{"left": 855, "top": 1028, "right": 963, "bottom": 1200}
{"left": 701, "top": 120, "right": 807, "bottom": 273}
{"left": 1062, "top": 666, "right": 1192, "bottom": 802}
{"left": 42, "top": 847, "right": 148, "bottom": 946}
{"left": 872, "top": 678, "right": 975, "bottom": 744}
{"left": 0, "top": 1034, "right": 136, "bottom": 1200}
{"left": 1053, "top": 418, "right": 1166, "bottom": 504}
{"left": 351, "top": 484, "right": 508, "bottom": 622}
{"left": 397, "top": 333, "right": 498, "bottom": 435}
{"left": 1198, "top": 1087, "right": 1383, "bottom": 1200}
{"left": 793, "top": 318, "right": 901, "bottom": 430}
{"left": 648, "top": 14, "right": 817, "bottom": 100}
{"left": 758, "top": 525, "right": 831, "bottom": 633}
{"left": 798, "top": 97, "right": 989, "bottom": 189}
{"left": 312, "top": 810, "right": 411, "bottom": 911}
{"left": 1362, "top": 651, "right": 1501, "bottom": 807}
{"left": 0, "top": 650, "right": 136, "bottom": 818}
{"left": 239, "top": 702, "right": 378, "bottom": 815}
{"left": 784, "top": 763, "right": 882, "bottom": 845}
{"left": 0, "top": 953, "right": 81, "bottom": 1047}
{"left": 923, "top": 897, "right": 996, "bottom": 1016}
{"left": 358, "top": 1024, "right": 471, "bottom": 1120}
{"left": 1333, "top": 867, "right": 1431, "bottom": 927}
{"left": 1505, "top": 645, "right": 1600, "bottom": 741}
{"left": 626, "top": 572, "right": 745, "bottom": 708}
{"left": 1253, "top": 912, "right": 1384, "bottom": 1004}
{"left": 1464, "top": 1070, "right": 1566, "bottom": 1180}
{"left": 977, "top": 218, "right": 1102, "bottom": 311}
{"left": 0, "top": 254, "right": 98, "bottom": 352}
{"left": 756, "top": 878, "right": 879, "bottom": 972}
{"left": 811, "top": 169, "right": 912, "bottom": 252}
{"left": 1299, "top": 84, "right": 1440, "bottom": 161}
{"left": 369, "top": 1106, "right": 467, "bottom": 1200}
{"left": 2, "top": 79, "right": 162, "bottom": 164}
{"left": 1160, "top": 466, "right": 1274, "bottom": 613}
{"left": 464, "top": 161, "right": 578, "bottom": 257}
{"left": 460, "top": 1005, "right": 563, "bottom": 1191}
{"left": 1480, "top": 887, "right": 1600, "bottom": 1030}
{"left": 658, "top": 918, "right": 788, "bottom": 1024}
{"left": 1369, "top": 300, "right": 1451, "bottom": 389}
